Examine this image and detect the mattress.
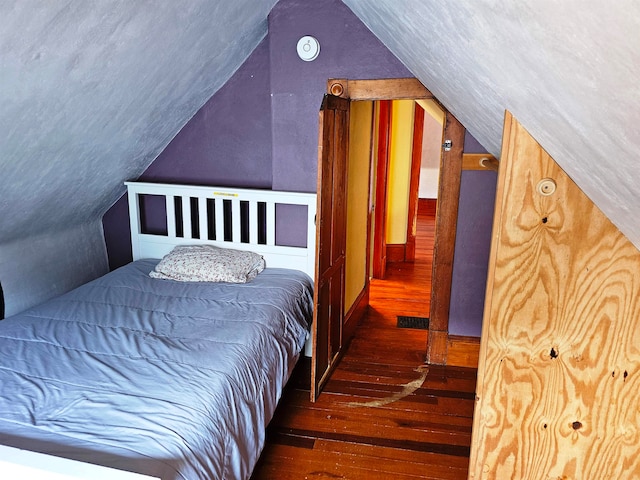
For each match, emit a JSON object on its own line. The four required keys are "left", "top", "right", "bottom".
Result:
{"left": 0, "top": 259, "right": 313, "bottom": 479}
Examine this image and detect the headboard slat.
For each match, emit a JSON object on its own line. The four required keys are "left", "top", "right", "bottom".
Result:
{"left": 166, "top": 195, "right": 177, "bottom": 238}
{"left": 182, "top": 195, "right": 193, "bottom": 240}
{"left": 266, "top": 201, "right": 276, "bottom": 246}
{"left": 198, "top": 196, "right": 208, "bottom": 241}
{"left": 214, "top": 199, "right": 225, "bottom": 241}
{"left": 231, "top": 198, "right": 241, "bottom": 243}
{"left": 249, "top": 201, "right": 258, "bottom": 245}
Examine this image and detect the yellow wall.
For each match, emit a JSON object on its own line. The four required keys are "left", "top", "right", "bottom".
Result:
{"left": 345, "top": 100, "right": 373, "bottom": 311}
{"left": 385, "top": 100, "right": 415, "bottom": 244}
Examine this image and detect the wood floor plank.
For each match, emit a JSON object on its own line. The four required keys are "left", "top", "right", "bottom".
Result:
{"left": 267, "top": 406, "right": 472, "bottom": 448}
{"left": 271, "top": 389, "right": 474, "bottom": 430}
{"left": 250, "top": 204, "right": 477, "bottom": 480}
{"left": 254, "top": 443, "right": 468, "bottom": 480}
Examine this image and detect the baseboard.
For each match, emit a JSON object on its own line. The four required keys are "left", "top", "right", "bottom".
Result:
{"left": 344, "top": 285, "right": 369, "bottom": 341}
{"left": 418, "top": 198, "right": 437, "bottom": 216}
{"left": 447, "top": 334, "right": 480, "bottom": 368}
{"left": 386, "top": 244, "right": 406, "bottom": 263}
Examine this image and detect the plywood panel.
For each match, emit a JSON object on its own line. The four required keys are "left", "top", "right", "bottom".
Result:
{"left": 469, "top": 112, "right": 640, "bottom": 479}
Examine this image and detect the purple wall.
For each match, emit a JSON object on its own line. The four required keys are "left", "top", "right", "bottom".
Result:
{"left": 463, "top": 130, "right": 488, "bottom": 154}
{"left": 142, "top": 37, "right": 273, "bottom": 188}
{"left": 102, "top": 0, "right": 495, "bottom": 339}
{"left": 103, "top": 0, "right": 410, "bottom": 269}
{"left": 448, "top": 133, "right": 497, "bottom": 337}
{"left": 268, "top": 0, "right": 411, "bottom": 191}
{"left": 103, "top": 38, "right": 273, "bottom": 269}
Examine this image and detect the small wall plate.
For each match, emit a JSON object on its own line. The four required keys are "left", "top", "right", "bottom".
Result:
{"left": 296, "top": 35, "right": 320, "bottom": 62}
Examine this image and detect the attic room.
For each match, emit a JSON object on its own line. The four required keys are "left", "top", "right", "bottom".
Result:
{"left": 1, "top": 0, "right": 639, "bottom": 479}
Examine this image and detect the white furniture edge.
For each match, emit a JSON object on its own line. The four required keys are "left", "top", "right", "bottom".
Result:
{"left": 0, "top": 445, "right": 158, "bottom": 479}
{"left": 125, "top": 181, "right": 317, "bottom": 279}
{"left": 0, "top": 183, "right": 317, "bottom": 480}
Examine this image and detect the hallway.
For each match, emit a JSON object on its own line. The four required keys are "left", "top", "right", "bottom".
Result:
{"left": 251, "top": 200, "right": 477, "bottom": 479}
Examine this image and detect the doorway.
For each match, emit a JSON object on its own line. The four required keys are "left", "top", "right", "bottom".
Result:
{"left": 311, "top": 78, "right": 465, "bottom": 399}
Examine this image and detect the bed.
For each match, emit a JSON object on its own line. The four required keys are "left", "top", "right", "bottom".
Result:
{"left": 0, "top": 182, "right": 317, "bottom": 479}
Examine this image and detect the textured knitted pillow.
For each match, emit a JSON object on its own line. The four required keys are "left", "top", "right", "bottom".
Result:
{"left": 149, "top": 245, "right": 265, "bottom": 283}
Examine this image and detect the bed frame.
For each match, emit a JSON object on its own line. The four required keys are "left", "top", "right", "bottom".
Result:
{"left": 0, "top": 444, "right": 157, "bottom": 480}
{"left": 125, "top": 182, "right": 317, "bottom": 279}
{"left": 0, "top": 182, "right": 317, "bottom": 480}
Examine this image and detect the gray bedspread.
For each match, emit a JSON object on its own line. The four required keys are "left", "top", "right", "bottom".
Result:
{"left": 0, "top": 259, "right": 313, "bottom": 479}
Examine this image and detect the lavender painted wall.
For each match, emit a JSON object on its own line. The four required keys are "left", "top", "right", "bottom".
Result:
{"left": 142, "top": 37, "right": 273, "bottom": 188}
{"left": 103, "top": 0, "right": 411, "bottom": 269}
{"left": 448, "top": 133, "right": 497, "bottom": 337}
{"left": 268, "top": 0, "right": 411, "bottom": 192}
{"left": 103, "top": 38, "right": 273, "bottom": 269}
{"left": 102, "top": 0, "right": 495, "bottom": 339}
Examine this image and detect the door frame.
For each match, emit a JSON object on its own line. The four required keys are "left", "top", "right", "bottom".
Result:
{"left": 326, "top": 78, "right": 463, "bottom": 365}
{"left": 405, "top": 101, "right": 426, "bottom": 263}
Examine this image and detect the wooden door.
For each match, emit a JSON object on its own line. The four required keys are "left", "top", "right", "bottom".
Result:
{"left": 311, "top": 94, "right": 349, "bottom": 402}
{"left": 372, "top": 100, "right": 391, "bottom": 279}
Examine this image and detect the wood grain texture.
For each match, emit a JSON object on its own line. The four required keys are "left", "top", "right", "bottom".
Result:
{"left": 406, "top": 102, "right": 426, "bottom": 262}
{"left": 327, "top": 78, "right": 434, "bottom": 100}
{"left": 373, "top": 100, "right": 391, "bottom": 279}
{"left": 428, "top": 112, "right": 465, "bottom": 364}
{"left": 312, "top": 94, "right": 349, "bottom": 401}
{"left": 468, "top": 112, "right": 640, "bottom": 479}
{"left": 251, "top": 198, "right": 477, "bottom": 480}
{"left": 447, "top": 336, "right": 480, "bottom": 369}
{"left": 461, "top": 154, "right": 499, "bottom": 171}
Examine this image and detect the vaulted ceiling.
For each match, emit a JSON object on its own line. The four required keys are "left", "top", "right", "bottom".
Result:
{"left": 0, "top": 0, "right": 278, "bottom": 244}
{"left": 2, "top": 0, "right": 639, "bottom": 249}
{"left": 344, "top": 0, "right": 640, "bottom": 247}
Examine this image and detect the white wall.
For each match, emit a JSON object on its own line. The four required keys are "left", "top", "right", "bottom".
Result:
{"left": 418, "top": 99, "right": 444, "bottom": 199}
{"left": 1, "top": 223, "right": 107, "bottom": 316}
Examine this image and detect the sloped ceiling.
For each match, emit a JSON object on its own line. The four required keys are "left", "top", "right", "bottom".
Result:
{"left": 344, "top": 0, "right": 640, "bottom": 247}
{"left": 1, "top": 0, "right": 639, "bottom": 251}
{"left": 0, "top": 0, "right": 277, "bottom": 244}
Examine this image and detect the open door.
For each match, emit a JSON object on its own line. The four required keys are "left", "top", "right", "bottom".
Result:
{"left": 311, "top": 94, "right": 349, "bottom": 402}
{"left": 371, "top": 100, "right": 391, "bottom": 279}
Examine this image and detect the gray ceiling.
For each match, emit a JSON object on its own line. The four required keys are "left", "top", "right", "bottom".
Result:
{"left": 0, "top": 0, "right": 277, "bottom": 244}
{"left": 343, "top": 0, "right": 640, "bottom": 246}
{"left": 2, "top": 0, "right": 640, "bottom": 249}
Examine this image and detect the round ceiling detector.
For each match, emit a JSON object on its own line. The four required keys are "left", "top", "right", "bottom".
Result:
{"left": 296, "top": 36, "right": 320, "bottom": 62}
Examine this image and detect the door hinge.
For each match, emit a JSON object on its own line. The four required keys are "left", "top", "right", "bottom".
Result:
{"left": 443, "top": 140, "right": 453, "bottom": 151}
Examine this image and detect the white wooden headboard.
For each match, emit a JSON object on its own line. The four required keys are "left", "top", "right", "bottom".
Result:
{"left": 125, "top": 182, "right": 317, "bottom": 278}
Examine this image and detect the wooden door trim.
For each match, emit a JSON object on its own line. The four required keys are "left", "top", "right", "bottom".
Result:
{"left": 372, "top": 100, "right": 391, "bottom": 279}
{"left": 405, "top": 102, "right": 425, "bottom": 262}
{"left": 426, "top": 112, "right": 465, "bottom": 365}
{"left": 328, "top": 78, "right": 434, "bottom": 100}
{"left": 325, "top": 77, "right": 464, "bottom": 367}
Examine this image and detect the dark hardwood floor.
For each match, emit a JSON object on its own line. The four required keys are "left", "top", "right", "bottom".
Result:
{"left": 251, "top": 200, "right": 477, "bottom": 480}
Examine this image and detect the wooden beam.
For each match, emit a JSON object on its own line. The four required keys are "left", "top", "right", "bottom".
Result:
{"left": 462, "top": 153, "right": 499, "bottom": 171}
{"left": 426, "top": 112, "right": 465, "bottom": 365}
{"left": 327, "top": 78, "right": 434, "bottom": 100}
